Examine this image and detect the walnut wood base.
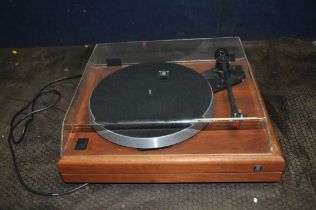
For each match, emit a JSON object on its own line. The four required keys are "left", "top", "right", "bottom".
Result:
{"left": 63, "top": 173, "right": 283, "bottom": 183}
{"left": 57, "top": 61, "right": 285, "bottom": 183}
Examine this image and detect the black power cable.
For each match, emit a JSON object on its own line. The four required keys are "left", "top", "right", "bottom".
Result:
{"left": 7, "top": 74, "right": 89, "bottom": 196}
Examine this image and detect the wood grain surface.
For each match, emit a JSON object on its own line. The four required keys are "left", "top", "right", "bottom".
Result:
{"left": 58, "top": 60, "right": 285, "bottom": 183}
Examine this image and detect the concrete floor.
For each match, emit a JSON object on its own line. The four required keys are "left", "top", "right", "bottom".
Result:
{"left": 0, "top": 39, "right": 315, "bottom": 210}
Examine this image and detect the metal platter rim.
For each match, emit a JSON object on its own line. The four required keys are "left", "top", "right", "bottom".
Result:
{"left": 88, "top": 63, "right": 214, "bottom": 149}
{"left": 89, "top": 100, "right": 214, "bottom": 149}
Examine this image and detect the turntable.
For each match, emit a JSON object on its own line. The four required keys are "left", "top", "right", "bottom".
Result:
{"left": 58, "top": 37, "right": 285, "bottom": 183}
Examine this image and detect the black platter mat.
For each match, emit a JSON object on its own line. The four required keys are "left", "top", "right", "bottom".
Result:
{"left": 89, "top": 62, "right": 213, "bottom": 138}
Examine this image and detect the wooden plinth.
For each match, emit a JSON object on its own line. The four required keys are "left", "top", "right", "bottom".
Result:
{"left": 57, "top": 60, "right": 285, "bottom": 183}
